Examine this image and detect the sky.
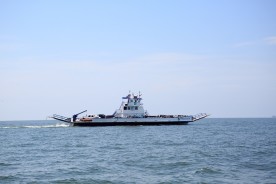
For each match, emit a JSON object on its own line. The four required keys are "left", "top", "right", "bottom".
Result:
{"left": 0, "top": 0, "right": 276, "bottom": 120}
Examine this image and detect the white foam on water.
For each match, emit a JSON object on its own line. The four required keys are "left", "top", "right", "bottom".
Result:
{"left": 0, "top": 123, "right": 70, "bottom": 129}
{"left": 1, "top": 126, "right": 20, "bottom": 129}
{"left": 24, "top": 123, "right": 70, "bottom": 128}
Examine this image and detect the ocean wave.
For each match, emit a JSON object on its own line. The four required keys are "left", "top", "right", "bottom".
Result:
{"left": 194, "top": 167, "right": 222, "bottom": 175}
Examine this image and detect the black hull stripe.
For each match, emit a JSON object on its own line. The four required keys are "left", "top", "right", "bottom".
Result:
{"left": 72, "top": 121, "right": 190, "bottom": 127}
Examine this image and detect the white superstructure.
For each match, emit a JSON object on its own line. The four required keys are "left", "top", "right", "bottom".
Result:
{"left": 114, "top": 92, "right": 145, "bottom": 118}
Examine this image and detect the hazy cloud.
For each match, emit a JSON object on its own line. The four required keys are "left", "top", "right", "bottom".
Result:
{"left": 234, "top": 41, "right": 256, "bottom": 48}
{"left": 130, "top": 53, "right": 206, "bottom": 65}
{"left": 264, "top": 36, "right": 276, "bottom": 45}
{"left": 234, "top": 36, "right": 276, "bottom": 48}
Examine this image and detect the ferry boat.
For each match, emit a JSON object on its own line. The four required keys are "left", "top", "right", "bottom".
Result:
{"left": 52, "top": 92, "right": 209, "bottom": 126}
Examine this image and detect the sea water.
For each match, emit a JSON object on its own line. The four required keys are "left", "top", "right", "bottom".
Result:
{"left": 0, "top": 118, "right": 275, "bottom": 183}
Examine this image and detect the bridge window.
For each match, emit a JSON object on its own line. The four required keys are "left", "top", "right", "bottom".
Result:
{"left": 135, "top": 107, "right": 138, "bottom": 110}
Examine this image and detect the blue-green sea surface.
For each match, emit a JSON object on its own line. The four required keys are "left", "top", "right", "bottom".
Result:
{"left": 0, "top": 118, "right": 275, "bottom": 183}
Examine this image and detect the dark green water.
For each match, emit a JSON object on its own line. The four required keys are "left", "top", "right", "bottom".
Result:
{"left": 0, "top": 118, "right": 275, "bottom": 183}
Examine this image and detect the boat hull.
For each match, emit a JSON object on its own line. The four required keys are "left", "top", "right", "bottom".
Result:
{"left": 72, "top": 121, "right": 190, "bottom": 127}
{"left": 71, "top": 116, "right": 194, "bottom": 127}
{"left": 52, "top": 113, "right": 208, "bottom": 127}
